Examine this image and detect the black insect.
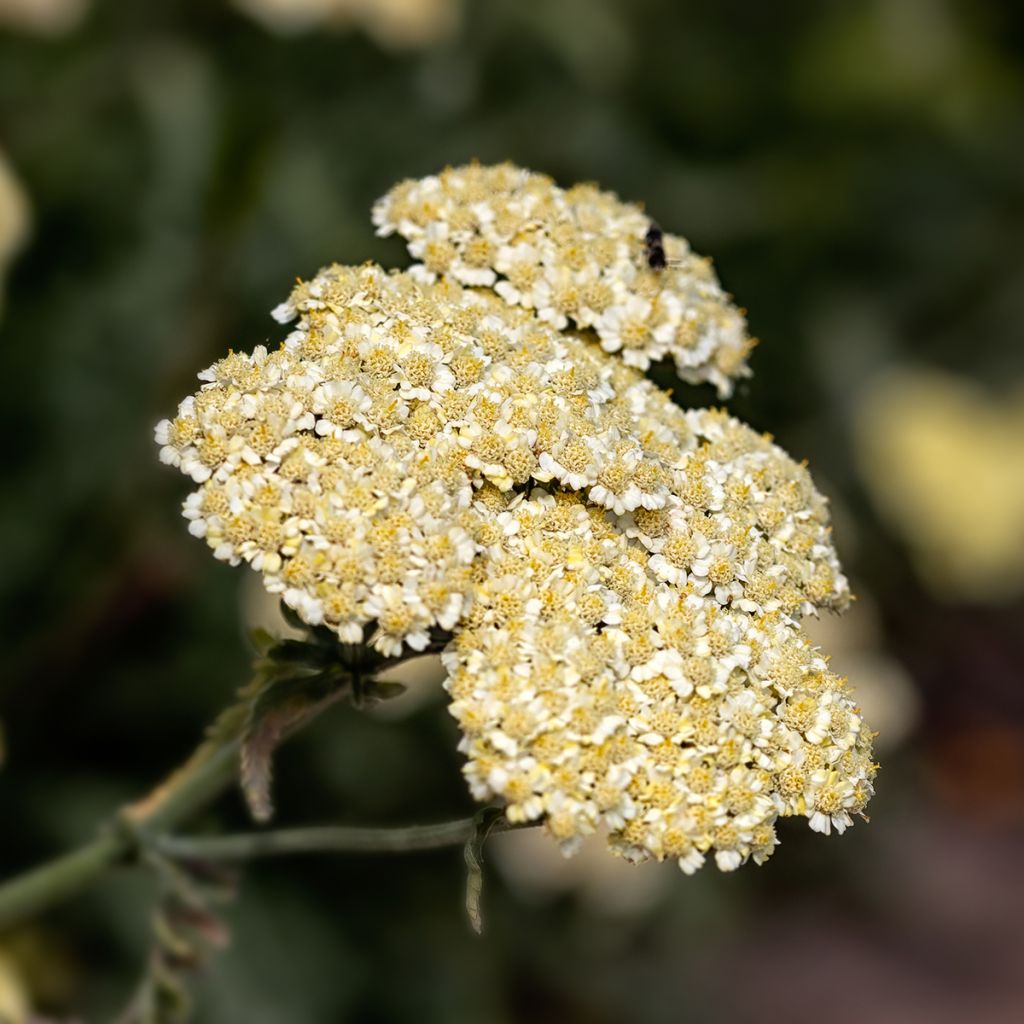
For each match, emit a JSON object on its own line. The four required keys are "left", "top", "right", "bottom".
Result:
{"left": 644, "top": 221, "right": 667, "bottom": 270}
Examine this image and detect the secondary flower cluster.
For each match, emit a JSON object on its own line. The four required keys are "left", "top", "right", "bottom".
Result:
{"left": 446, "top": 488, "right": 872, "bottom": 872}
{"left": 373, "top": 163, "right": 754, "bottom": 395}
{"left": 157, "top": 164, "right": 875, "bottom": 874}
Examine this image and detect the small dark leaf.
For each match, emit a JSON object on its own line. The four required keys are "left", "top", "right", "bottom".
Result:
{"left": 152, "top": 909, "right": 197, "bottom": 965}
{"left": 463, "top": 807, "right": 504, "bottom": 935}
{"left": 360, "top": 679, "right": 408, "bottom": 704}
{"left": 169, "top": 904, "right": 231, "bottom": 950}
{"left": 240, "top": 670, "right": 350, "bottom": 822}
{"left": 278, "top": 601, "right": 307, "bottom": 632}
{"left": 308, "top": 623, "right": 345, "bottom": 647}
{"left": 266, "top": 638, "right": 340, "bottom": 667}
{"left": 116, "top": 851, "right": 235, "bottom": 1024}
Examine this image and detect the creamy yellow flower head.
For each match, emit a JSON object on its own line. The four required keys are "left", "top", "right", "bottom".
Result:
{"left": 446, "top": 489, "right": 874, "bottom": 873}
{"left": 157, "top": 164, "right": 874, "bottom": 873}
{"left": 373, "top": 163, "right": 756, "bottom": 395}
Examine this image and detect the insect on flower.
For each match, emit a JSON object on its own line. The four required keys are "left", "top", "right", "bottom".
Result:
{"left": 644, "top": 221, "right": 667, "bottom": 269}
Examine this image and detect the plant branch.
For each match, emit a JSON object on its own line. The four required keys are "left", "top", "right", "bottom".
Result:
{"left": 0, "top": 738, "right": 240, "bottom": 933}
{"left": 0, "top": 633, "right": 446, "bottom": 933}
{"left": 154, "top": 815, "right": 536, "bottom": 861}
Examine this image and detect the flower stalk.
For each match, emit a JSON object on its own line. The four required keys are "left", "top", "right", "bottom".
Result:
{"left": 0, "top": 737, "right": 240, "bottom": 932}
{"left": 153, "top": 815, "right": 533, "bottom": 862}
{"left": 0, "top": 631, "right": 444, "bottom": 933}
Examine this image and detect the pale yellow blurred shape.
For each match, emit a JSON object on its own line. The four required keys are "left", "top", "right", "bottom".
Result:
{"left": 0, "top": 151, "right": 30, "bottom": 320}
{"left": 232, "top": 0, "right": 343, "bottom": 33}
{"left": 804, "top": 591, "right": 920, "bottom": 751}
{"left": 0, "top": 954, "right": 29, "bottom": 1024}
{"left": 492, "top": 826, "right": 672, "bottom": 916}
{"left": 855, "top": 369, "right": 1024, "bottom": 603}
{"left": 0, "top": 0, "right": 88, "bottom": 34}
{"left": 231, "top": 0, "right": 461, "bottom": 49}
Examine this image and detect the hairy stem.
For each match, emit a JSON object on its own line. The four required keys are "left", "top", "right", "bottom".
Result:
{"left": 155, "top": 816, "right": 535, "bottom": 861}
{"left": 0, "top": 640, "right": 444, "bottom": 932}
{"left": 0, "top": 739, "right": 240, "bottom": 932}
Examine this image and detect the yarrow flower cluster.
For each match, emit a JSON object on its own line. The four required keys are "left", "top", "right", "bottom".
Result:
{"left": 373, "top": 162, "right": 755, "bottom": 394}
{"left": 157, "top": 163, "right": 876, "bottom": 874}
{"left": 447, "top": 488, "right": 870, "bottom": 871}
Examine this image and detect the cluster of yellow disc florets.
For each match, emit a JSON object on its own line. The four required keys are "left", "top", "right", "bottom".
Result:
{"left": 157, "top": 164, "right": 875, "bottom": 873}
{"left": 373, "top": 162, "right": 754, "bottom": 394}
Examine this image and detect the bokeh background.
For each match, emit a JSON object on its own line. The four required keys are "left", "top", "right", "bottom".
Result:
{"left": 2, "top": 0, "right": 1023, "bottom": 1020}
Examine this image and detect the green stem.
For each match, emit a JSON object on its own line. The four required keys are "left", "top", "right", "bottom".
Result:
{"left": 0, "top": 740, "right": 240, "bottom": 933}
{"left": 155, "top": 816, "right": 533, "bottom": 861}
{"left": 0, "top": 639, "right": 446, "bottom": 933}
{"left": 0, "top": 835, "right": 125, "bottom": 935}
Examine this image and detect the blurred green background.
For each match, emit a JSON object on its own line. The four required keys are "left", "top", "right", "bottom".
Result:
{"left": 2, "top": 0, "right": 1023, "bottom": 1020}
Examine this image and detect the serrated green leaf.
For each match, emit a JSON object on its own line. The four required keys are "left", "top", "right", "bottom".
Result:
{"left": 463, "top": 807, "right": 504, "bottom": 935}
{"left": 240, "top": 669, "right": 350, "bottom": 822}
